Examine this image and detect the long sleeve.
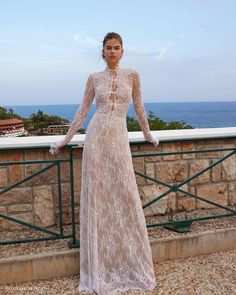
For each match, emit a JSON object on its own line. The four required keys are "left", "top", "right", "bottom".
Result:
{"left": 132, "top": 69, "right": 159, "bottom": 146}
{"left": 50, "top": 74, "right": 95, "bottom": 154}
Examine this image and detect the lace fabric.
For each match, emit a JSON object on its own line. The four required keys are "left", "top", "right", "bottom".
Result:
{"left": 50, "top": 65, "right": 158, "bottom": 294}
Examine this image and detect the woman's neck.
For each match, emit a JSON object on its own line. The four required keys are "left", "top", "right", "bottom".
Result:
{"left": 106, "top": 62, "right": 119, "bottom": 70}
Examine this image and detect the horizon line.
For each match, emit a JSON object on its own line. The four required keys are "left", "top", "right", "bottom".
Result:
{"left": 2, "top": 100, "right": 236, "bottom": 107}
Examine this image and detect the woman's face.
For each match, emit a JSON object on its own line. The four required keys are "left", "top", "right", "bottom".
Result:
{"left": 103, "top": 38, "right": 123, "bottom": 66}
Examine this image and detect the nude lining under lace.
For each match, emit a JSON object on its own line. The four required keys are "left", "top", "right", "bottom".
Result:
{"left": 50, "top": 66, "right": 158, "bottom": 295}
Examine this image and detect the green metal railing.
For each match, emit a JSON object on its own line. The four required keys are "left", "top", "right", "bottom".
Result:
{"left": 0, "top": 138, "right": 236, "bottom": 248}
{"left": 0, "top": 146, "right": 79, "bottom": 248}
{"left": 132, "top": 141, "right": 236, "bottom": 232}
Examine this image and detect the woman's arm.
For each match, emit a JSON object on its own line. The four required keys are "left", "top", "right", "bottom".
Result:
{"left": 49, "top": 74, "right": 95, "bottom": 154}
{"left": 132, "top": 69, "right": 159, "bottom": 147}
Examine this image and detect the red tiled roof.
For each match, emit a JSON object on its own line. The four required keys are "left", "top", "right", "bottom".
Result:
{"left": 0, "top": 118, "right": 23, "bottom": 126}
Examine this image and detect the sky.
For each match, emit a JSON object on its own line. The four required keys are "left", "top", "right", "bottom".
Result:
{"left": 0, "top": 0, "right": 236, "bottom": 105}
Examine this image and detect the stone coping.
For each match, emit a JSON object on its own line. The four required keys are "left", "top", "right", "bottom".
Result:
{"left": 0, "top": 127, "right": 236, "bottom": 150}
{"left": 0, "top": 227, "right": 235, "bottom": 284}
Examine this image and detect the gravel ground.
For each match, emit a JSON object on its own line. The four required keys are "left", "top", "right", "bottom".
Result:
{"left": 0, "top": 208, "right": 235, "bottom": 259}
{"left": 1, "top": 249, "right": 235, "bottom": 295}
{"left": 0, "top": 208, "right": 236, "bottom": 294}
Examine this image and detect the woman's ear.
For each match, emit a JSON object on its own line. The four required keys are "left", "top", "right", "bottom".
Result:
{"left": 120, "top": 48, "right": 124, "bottom": 58}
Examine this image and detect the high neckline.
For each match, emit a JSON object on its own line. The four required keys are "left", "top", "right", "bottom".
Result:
{"left": 104, "top": 64, "right": 121, "bottom": 72}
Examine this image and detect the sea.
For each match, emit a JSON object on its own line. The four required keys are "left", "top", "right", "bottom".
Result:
{"left": 4, "top": 101, "right": 236, "bottom": 129}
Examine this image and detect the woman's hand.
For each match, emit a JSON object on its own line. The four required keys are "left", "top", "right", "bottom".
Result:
{"left": 145, "top": 134, "right": 160, "bottom": 147}
{"left": 151, "top": 138, "right": 159, "bottom": 147}
{"left": 49, "top": 142, "right": 60, "bottom": 155}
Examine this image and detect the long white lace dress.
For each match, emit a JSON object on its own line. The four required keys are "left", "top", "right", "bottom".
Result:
{"left": 50, "top": 64, "right": 159, "bottom": 295}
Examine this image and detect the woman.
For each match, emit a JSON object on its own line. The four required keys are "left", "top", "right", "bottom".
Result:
{"left": 50, "top": 32, "right": 159, "bottom": 295}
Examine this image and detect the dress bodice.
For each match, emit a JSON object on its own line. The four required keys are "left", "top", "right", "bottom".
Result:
{"left": 91, "top": 66, "right": 134, "bottom": 116}
{"left": 49, "top": 65, "right": 159, "bottom": 154}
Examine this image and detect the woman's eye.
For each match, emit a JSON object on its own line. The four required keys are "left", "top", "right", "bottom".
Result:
{"left": 106, "top": 47, "right": 120, "bottom": 50}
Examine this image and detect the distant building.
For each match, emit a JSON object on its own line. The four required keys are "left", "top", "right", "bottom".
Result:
{"left": 0, "top": 118, "right": 28, "bottom": 137}
{"left": 43, "top": 124, "right": 70, "bottom": 135}
{"left": 43, "top": 124, "right": 85, "bottom": 135}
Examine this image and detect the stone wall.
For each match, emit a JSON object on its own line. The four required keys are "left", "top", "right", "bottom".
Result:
{"left": 0, "top": 137, "right": 236, "bottom": 231}
{"left": 134, "top": 138, "right": 236, "bottom": 216}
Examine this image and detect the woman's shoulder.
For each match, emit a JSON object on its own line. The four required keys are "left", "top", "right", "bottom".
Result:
{"left": 126, "top": 67, "right": 141, "bottom": 76}
{"left": 88, "top": 72, "right": 97, "bottom": 78}
{"left": 123, "top": 68, "right": 139, "bottom": 76}
{"left": 88, "top": 70, "right": 104, "bottom": 79}
{"left": 86, "top": 72, "right": 99, "bottom": 83}
{"left": 123, "top": 67, "right": 140, "bottom": 80}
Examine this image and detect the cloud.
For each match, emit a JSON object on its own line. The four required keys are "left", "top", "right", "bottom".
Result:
{"left": 172, "top": 11, "right": 188, "bottom": 18}
{"left": 125, "top": 46, "right": 157, "bottom": 57}
{"left": 126, "top": 42, "right": 174, "bottom": 60}
{"left": 156, "top": 47, "right": 168, "bottom": 60}
{"left": 36, "top": 27, "right": 55, "bottom": 41}
{"left": 169, "top": 29, "right": 185, "bottom": 39}
{"left": 198, "top": 23, "right": 215, "bottom": 33}
{"left": 68, "top": 33, "right": 100, "bottom": 48}
{"left": 0, "top": 39, "right": 17, "bottom": 46}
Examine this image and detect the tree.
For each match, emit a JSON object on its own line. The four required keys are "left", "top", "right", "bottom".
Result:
{"left": 8, "top": 108, "right": 14, "bottom": 115}
{"left": 0, "top": 107, "right": 21, "bottom": 120}
{"left": 30, "top": 109, "right": 69, "bottom": 133}
{"left": 126, "top": 110, "right": 194, "bottom": 132}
